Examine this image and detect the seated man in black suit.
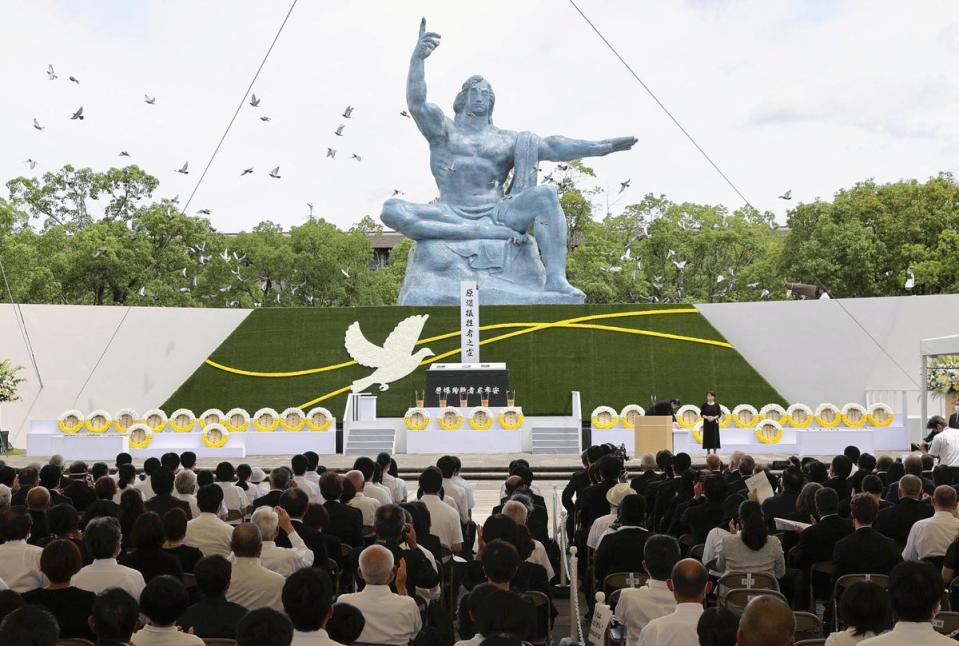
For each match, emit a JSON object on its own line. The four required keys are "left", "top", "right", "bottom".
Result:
{"left": 650, "top": 453, "right": 692, "bottom": 531}
{"left": 629, "top": 454, "right": 661, "bottom": 496}
{"left": 848, "top": 453, "right": 877, "bottom": 494}
{"left": 493, "top": 475, "right": 548, "bottom": 545}
{"left": 832, "top": 493, "right": 901, "bottom": 585}
{"left": 593, "top": 494, "right": 650, "bottom": 587}
{"left": 10, "top": 467, "right": 39, "bottom": 507}
{"left": 63, "top": 462, "right": 97, "bottom": 512}
{"left": 38, "top": 465, "right": 74, "bottom": 508}
{"left": 275, "top": 488, "right": 329, "bottom": 569}
{"left": 876, "top": 474, "right": 934, "bottom": 548}
{"left": 576, "top": 454, "right": 625, "bottom": 543}
{"left": 371, "top": 503, "right": 439, "bottom": 596}
{"left": 252, "top": 467, "right": 291, "bottom": 509}
{"left": 883, "top": 454, "right": 934, "bottom": 502}
{"left": 726, "top": 455, "right": 754, "bottom": 496}
{"left": 824, "top": 455, "right": 853, "bottom": 501}
{"left": 680, "top": 474, "right": 728, "bottom": 544}
{"left": 762, "top": 466, "right": 804, "bottom": 532}
{"left": 790, "top": 487, "right": 853, "bottom": 610}
{"left": 145, "top": 467, "right": 192, "bottom": 520}
{"left": 320, "top": 471, "right": 363, "bottom": 548}
{"left": 177, "top": 555, "right": 248, "bottom": 638}
{"left": 842, "top": 474, "right": 894, "bottom": 518}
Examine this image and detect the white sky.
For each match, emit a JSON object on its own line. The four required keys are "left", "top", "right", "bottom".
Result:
{"left": 2, "top": 0, "right": 959, "bottom": 233}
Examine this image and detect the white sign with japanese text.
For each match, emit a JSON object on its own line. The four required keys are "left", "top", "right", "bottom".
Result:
{"left": 460, "top": 281, "right": 479, "bottom": 364}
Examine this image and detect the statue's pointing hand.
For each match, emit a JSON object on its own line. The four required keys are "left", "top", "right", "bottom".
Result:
{"left": 414, "top": 18, "right": 442, "bottom": 59}
{"left": 605, "top": 136, "right": 638, "bottom": 154}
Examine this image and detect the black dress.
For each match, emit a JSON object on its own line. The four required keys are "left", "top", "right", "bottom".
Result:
{"left": 701, "top": 402, "right": 721, "bottom": 450}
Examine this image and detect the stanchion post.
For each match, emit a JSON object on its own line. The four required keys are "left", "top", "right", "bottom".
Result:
{"left": 569, "top": 546, "right": 581, "bottom": 644}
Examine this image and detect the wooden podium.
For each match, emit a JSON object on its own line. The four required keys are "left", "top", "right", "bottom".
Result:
{"left": 633, "top": 416, "right": 673, "bottom": 454}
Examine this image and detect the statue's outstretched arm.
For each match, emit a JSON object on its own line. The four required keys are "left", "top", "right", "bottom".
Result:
{"left": 538, "top": 135, "right": 637, "bottom": 161}
{"left": 407, "top": 19, "right": 447, "bottom": 142}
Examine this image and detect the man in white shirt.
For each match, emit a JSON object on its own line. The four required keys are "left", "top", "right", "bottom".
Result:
{"left": 303, "top": 451, "right": 323, "bottom": 486}
{"left": 283, "top": 567, "right": 344, "bottom": 646}
{"left": 860, "top": 561, "right": 956, "bottom": 645}
{"left": 185, "top": 484, "right": 235, "bottom": 557}
{"left": 616, "top": 535, "right": 681, "bottom": 646}
{"left": 438, "top": 456, "right": 471, "bottom": 525}
{"left": 226, "top": 523, "right": 285, "bottom": 611}
{"left": 73, "top": 516, "right": 145, "bottom": 599}
{"left": 338, "top": 545, "right": 421, "bottom": 645}
{"left": 929, "top": 425, "right": 959, "bottom": 467}
{"left": 501, "top": 500, "right": 553, "bottom": 580}
{"left": 215, "top": 462, "right": 250, "bottom": 524}
{"left": 902, "top": 485, "right": 959, "bottom": 561}
{"left": 636, "top": 559, "right": 710, "bottom": 646}
{"left": 248, "top": 467, "right": 269, "bottom": 502}
{"left": 136, "top": 457, "right": 159, "bottom": 500}
{"left": 450, "top": 456, "right": 476, "bottom": 512}
{"left": 378, "top": 452, "right": 408, "bottom": 503}
{"left": 345, "top": 470, "right": 380, "bottom": 528}
{"left": 250, "top": 505, "right": 314, "bottom": 576}
{"left": 292, "top": 455, "right": 323, "bottom": 503}
{"left": 131, "top": 575, "right": 204, "bottom": 646}
{"left": 418, "top": 466, "right": 463, "bottom": 553}
{"left": 354, "top": 457, "right": 392, "bottom": 506}
{"left": 736, "top": 594, "right": 796, "bottom": 646}
{"left": 588, "top": 483, "right": 635, "bottom": 550}
{"left": 0, "top": 508, "right": 47, "bottom": 592}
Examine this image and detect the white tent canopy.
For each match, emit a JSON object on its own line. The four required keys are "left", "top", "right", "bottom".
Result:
{"left": 921, "top": 333, "right": 959, "bottom": 425}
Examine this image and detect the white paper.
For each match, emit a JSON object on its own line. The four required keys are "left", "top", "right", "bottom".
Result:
{"left": 588, "top": 601, "right": 613, "bottom": 646}
{"left": 745, "top": 472, "right": 774, "bottom": 502}
{"left": 774, "top": 517, "right": 812, "bottom": 532}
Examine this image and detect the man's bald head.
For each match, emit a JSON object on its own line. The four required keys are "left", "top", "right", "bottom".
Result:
{"left": 26, "top": 486, "right": 50, "bottom": 511}
{"left": 345, "top": 470, "right": 365, "bottom": 492}
{"left": 667, "top": 558, "right": 710, "bottom": 602}
{"left": 231, "top": 523, "right": 263, "bottom": 558}
{"left": 737, "top": 594, "right": 795, "bottom": 646}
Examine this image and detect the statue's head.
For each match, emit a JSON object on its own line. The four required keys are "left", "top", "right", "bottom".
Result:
{"left": 453, "top": 75, "right": 495, "bottom": 123}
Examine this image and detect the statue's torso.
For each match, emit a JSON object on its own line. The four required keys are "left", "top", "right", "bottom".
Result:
{"left": 430, "top": 123, "right": 516, "bottom": 208}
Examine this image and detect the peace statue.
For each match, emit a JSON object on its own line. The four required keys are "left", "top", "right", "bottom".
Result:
{"left": 382, "top": 19, "right": 637, "bottom": 305}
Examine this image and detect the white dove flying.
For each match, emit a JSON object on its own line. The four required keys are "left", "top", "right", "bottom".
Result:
{"left": 345, "top": 315, "right": 434, "bottom": 393}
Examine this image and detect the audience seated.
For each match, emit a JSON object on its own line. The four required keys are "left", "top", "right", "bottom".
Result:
{"left": 74, "top": 516, "right": 146, "bottom": 598}
{"left": 90, "top": 587, "right": 140, "bottom": 646}
{"left": 0, "top": 589, "right": 24, "bottom": 625}
{"left": 26, "top": 485, "right": 52, "bottom": 546}
{"left": 615, "top": 534, "right": 681, "bottom": 646}
{"left": 118, "top": 487, "right": 146, "bottom": 550}
{"left": 832, "top": 494, "right": 901, "bottom": 582}
{"left": 227, "top": 523, "right": 285, "bottom": 610}
{"left": 458, "top": 539, "right": 537, "bottom": 641}
{"left": 378, "top": 452, "right": 409, "bottom": 504}
{"left": 716, "top": 500, "right": 785, "bottom": 580}
{"left": 761, "top": 466, "right": 803, "bottom": 531}
{"left": 291, "top": 455, "right": 323, "bottom": 503}
{"left": 120, "top": 511, "right": 184, "bottom": 582}
{"left": 358, "top": 456, "right": 394, "bottom": 508}
{"left": 696, "top": 607, "right": 738, "bottom": 646}
{"left": 884, "top": 455, "right": 934, "bottom": 502}
{"left": 184, "top": 484, "right": 234, "bottom": 557}
{"left": 252, "top": 506, "right": 315, "bottom": 576}
{"left": 216, "top": 462, "right": 251, "bottom": 522}
{"left": 418, "top": 466, "right": 464, "bottom": 553}
{"left": 276, "top": 487, "right": 330, "bottom": 567}
{"left": 826, "top": 581, "right": 892, "bottom": 646}
{"left": 162, "top": 508, "right": 203, "bottom": 573}
{"left": 177, "top": 555, "right": 248, "bottom": 638}
{"left": 132, "top": 575, "right": 204, "bottom": 645}
{"left": 902, "top": 485, "right": 959, "bottom": 563}
{"left": 636, "top": 559, "right": 710, "bottom": 645}
{"left": 578, "top": 454, "right": 627, "bottom": 536}
{"left": 146, "top": 467, "right": 192, "bottom": 519}
{"left": 39, "top": 504, "right": 91, "bottom": 564}
{"left": 858, "top": 561, "right": 953, "bottom": 644}
{"left": 320, "top": 472, "right": 364, "bottom": 548}
{"left": 735, "top": 594, "right": 795, "bottom": 646}
{"left": 39, "top": 463, "right": 74, "bottom": 507}
{"left": 825, "top": 455, "right": 854, "bottom": 501}
{"left": 586, "top": 482, "right": 635, "bottom": 550}
{"left": 457, "top": 583, "right": 532, "bottom": 646}
{"left": 338, "top": 544, "right": 422, "bottom": 645}
{"left": 629, "top": 453, "right": 660, "bottom": 496}
{"left": 790, "top": 487, "right": 853, "bottom": 608}
{"left": 237, "top": 607, "right": 295, "bottom": 646}
{"left": 282, "top": 567, "right": 339, "bottom": 646}
{"left": 0, "top": 604, "right": 60, "bottom": 646}
{"left": 593, "top": 494, "right": 650, "bottom": 587}
{"left": 0, "top": 507, "right": 47, "bottom": 592}
{"left": 501, "top": 499, "right": 554, "bottom": 580}
{"left": 876, "top": 474, "right": 933, "bottom": 547}
{"left": 344, "top": 469, "right": 381, "bottom": 530}
{"left": 327, "top": 602, "right": 366, "bottom": 645}
{"left": 681, "top": 474, "right": 728, "bottom": 543}
{"left": 22, "top": 539, "right": 96, "bottom": 641}
{"left": 373, "top": 503, "right": 440, "bottom": 596}
{"left": 255, "top": 467, "right": 292, "bottom": 509}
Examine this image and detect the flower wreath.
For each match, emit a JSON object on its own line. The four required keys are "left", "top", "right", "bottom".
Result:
{"left": 619, "top": 404, "right": 646, "bottom": 429}
{"left": 498, "top": 407, "right": 524, "bottom": 430}
{"left": 591, "top": 406, "right": 619, "bottom": 430}
{"left": 127, "top": 423, "right": 153, "bottom": 449}
{"left": 674, "top": 405, "right": 701, "bottom": 429}
{"left": 85, "top": 410, "right": 113, "bottom": 434}
{"left": 305, "top": 407, "right": 334, "bottom": 432}
{"left": 841, "top": 403, "right": 868, "bottom": 428}
{"left": 168, "top": 409, "right": 196, "bottom": 433}
{"left": 691, "top": 420, "right": 704, "bottom": 445}
{"left": 223, "top": 408, "right": 251, "bottom": 433}
{"left": 755, "top": 419, "right": 784, "bottom": 445}
{"left": 404, "top": 407, "right": 431, "bottom": 431}
{"left": 252, "top": 408, "right": 280, "bottom": 432}
{"left": 732, "top": 404, "right": 759, "bottom": 428}
{"left": 58, "top": 410, "right": 85, "bottom": 434}
{"left": 280, "top": 407, "right": 306, "bottom": 432}
{"left": 815, "top": 403, "right": 842, "bottom": 428}
{"left": 143, "top": 409, "right": 169, "bottom": 433}
{"left": 785, "top": 403, "right": 813, "bottom": 428}
{"left": 113, "top": 408, "right": 138, "bottom": 434}
{"left": 867, "top": 403, "right": 894, "bottom": 427}
{"left": 468, "top": 407, "right": 494, "bottom": 430}
{"left": 759, "top": 403, "right": 787, "bottom": 424}
{"left": 718, "top": 404, "right": 732, "bottom": 429}
{"left": 438, "top": 406, "right": 464, "bottom": 431}
{"left": 201, "top": 423, "right": 230, "bottom": 448}
{"left": 198, "top": 409, "right": 225, "bottom": 429}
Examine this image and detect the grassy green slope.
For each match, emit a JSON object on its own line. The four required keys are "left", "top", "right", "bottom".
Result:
{"left": 163, "top": 304, "right": 785, "bottom": 417}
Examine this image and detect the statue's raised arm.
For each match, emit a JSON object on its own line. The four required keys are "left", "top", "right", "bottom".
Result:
{"left": 538, "top": 134, "right": 638, "bottom": 161}
{"left": 407, "top": 19, "right": 447, "bottom": 142}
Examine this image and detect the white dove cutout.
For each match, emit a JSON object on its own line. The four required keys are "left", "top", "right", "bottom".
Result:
{"left": 345, "top": 315, "right": 434, "bottom": 393}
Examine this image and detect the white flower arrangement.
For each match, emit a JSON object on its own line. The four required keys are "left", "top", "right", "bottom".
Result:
{"left": 438, "top": 406, "right": 463, "bottom": 431}
{"left": 468, "top": 406, "right": 494, "bottom": 430}
{"left": 619, "top": 404, "right": 646, "bottom": 429}
{"left": 199, "top": 408, "right": 225, "bottom": 429}
{"left": 841, "top": 402, "right": 868, "bottom": 428}
{"left": 785, "top": 403, "right": 813, "bottom": 428}
{"left": 868, "top": 402, "right": 895, "bottom": 427}
{"left": 815, "top": 403, "right": 841, "bottom": 427}
{"left": 168, "top": 408, "right": 196, "bottom": 433}
{"left": 675, "top": 405, "right": 701, "bottom": 429}
{"left": 252, "top": 407, "right": 280, "bottom": 432}
{"left": 305, "top": 407, "right": 334, "bottom": 431}
{"left": 201, "top": 423, "right": 230, "bottom": 448}
{"left": 759, "top": 403, "right": 786, "bottom": 424}
{"left": 404, "top": 407, "right": 431, "bottom": 431}
{"left": 224, "top": 408, "right": 250, "bottom": 433}
{"left": 85, "top": 409, "right": 113, "bottom": 434}
{"left": 128, "top": 423, "right": 153, "bottom": 449}
{"left": 113, "top": 408, "right": 138, "bottom": 434}
{"left": 591, "top": 406, "right": 619, "bottom": 430}
{"left": 142, "top": 409, "right": 168, "bottom": 432}
{"left": 731, "top": 404, "right": 759, "bottom": 428}
{"left": 279, "top": 407, "right": 306, "bottom": 432}
{"left": 755, "top": 419, "right": 784, "bottom": 444}
{"left": 58, "top": 409, "right": 85, "bottom": 434}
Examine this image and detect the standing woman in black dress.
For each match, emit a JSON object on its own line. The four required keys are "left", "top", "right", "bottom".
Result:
{"left": 701, "top": 391, "right": 721, "bottom": 455}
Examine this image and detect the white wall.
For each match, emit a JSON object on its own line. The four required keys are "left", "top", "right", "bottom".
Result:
{"left": 0, "top": 304, "right": 249, "bottom": 446}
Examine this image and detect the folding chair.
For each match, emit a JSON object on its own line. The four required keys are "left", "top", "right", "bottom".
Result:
{"left": 523, "top": 590, "right": 553, "bottom": 646}
{"left": 808, "top": 561, "right": 833, "bottom": 611}
{"left": 793, "top": 611, "right": 823, "bottom": 641}
{"left": 605, "top": 622, "right": 626, "bottom": 646}
{"left": 327, "top": 557, "right": 341, "bottom": 596}
{"left": 793, "top": 640, "right": 826, "bottom": 646}
{"left": 932, "top": 611, "right": 959, "bottom": 636}
{"left": 56, "top": 640, "right": 95, "bottom": 646}
{"left": 720, "top": 589, "right": 788, "bottom": 616}
{"left": 831, "top": 574, "right": 890, "bottom": 631}
{"left": 182, "top": 572, "right": 196, "bottom": 588}
{"left": 602, "top": 571, "right": 648, "bottom": 595}
{"left": 202, "top": 640, "right": 237, "bottom": 646}
{"left": 688, "top": 543, "right": 705, "bottom": 562}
